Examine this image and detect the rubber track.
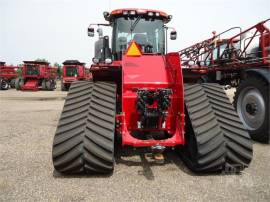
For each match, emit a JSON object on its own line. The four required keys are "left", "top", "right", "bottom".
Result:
{"left": 182, "top": 84, "right": 226, "bottom": 172}
{"left": 52, "top": 81, "right": 116, "bottom": 174}
{"left": 83, "top": 82, "right": 116, "bottom": 173}
{"left": 202, "top": 83, "right": 253, "bottom": 171}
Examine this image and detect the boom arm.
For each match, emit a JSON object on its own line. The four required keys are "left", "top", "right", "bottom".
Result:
{"left": 180, "top": 19, "right": 270, "bottom": 70}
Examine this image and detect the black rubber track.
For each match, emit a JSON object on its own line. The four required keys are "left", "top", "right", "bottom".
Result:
{"left": 202, "top": 83, "right": 253, "bottom": 171}
{"left": 52, "top": 81, "right": 117, "bottom": 174}
{"left": 181, "top": 84, "right": 226, "bottom": 172}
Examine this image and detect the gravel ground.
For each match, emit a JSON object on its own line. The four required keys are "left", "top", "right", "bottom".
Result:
{"left": 0, "top": 88, "right": 269, "bottom": 202}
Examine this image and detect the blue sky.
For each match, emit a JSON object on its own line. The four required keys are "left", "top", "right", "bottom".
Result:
{"left": 0, "top": 0, "right": 269, "bottom": 65}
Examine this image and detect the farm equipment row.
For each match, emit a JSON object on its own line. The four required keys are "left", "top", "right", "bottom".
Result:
{"left": 1, "top": 60, "right": 91, "bottom": 91}
{"left": 52, "top": 8, "right": 258, "bottom": 176}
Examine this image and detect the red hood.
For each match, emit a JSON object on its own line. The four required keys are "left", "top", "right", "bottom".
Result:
{"left": 122, "top": 55, "right": 173, "bottom": 88}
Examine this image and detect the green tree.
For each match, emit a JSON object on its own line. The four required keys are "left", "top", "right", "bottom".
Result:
{"left": 54, "top": 62, "right": 62, "bottom": 79}
{"left": 16, "top": 67, "right": 22, "bottom": 76}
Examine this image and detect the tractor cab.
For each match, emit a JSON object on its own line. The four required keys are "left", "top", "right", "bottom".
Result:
{"left": 22, "top": 61, "right": 49, "bottom": 77}
{"left": 62, "top": 60, "right": 85, "bottom": 78}
{"left": 61, "top": 60, "right": 91, "bottom": 91}
{"left": 88, "top": 9, "right": 176, "bottom": 62}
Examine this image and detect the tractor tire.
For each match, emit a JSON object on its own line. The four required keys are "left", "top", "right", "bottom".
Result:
{"left": 45, "top": 79, "right": 56, "bottom": 91}
{"left": 0, "top": 78, "right": 9, "bottom": 90}
{"left": 52, "top": 81, "right": 117, "bottom": 174}
{"left": 234, "top": 77, "right": 269, "bottom": 143}
{"left": 61, "top": 81, "right": 67, "bottom": 91}
{"left": 66, "top": 83, "right": 71, "bottom": 90}
{"left": 42, "top": 79, "right": 46, "bottom": 90}
{"left": 202, "top": 83, "right": 253, "bottom": 171}
{"left": 52, "top": 80, "right": 57, "bottom": 90}
{"left": 15, "top": 77, "right": 24, "bottom": 90}
{"left": 181, "top": 84, "right": 226, "bottom": 172}
{"left": 10, "top": 78, "right": 16, "bottom": 88}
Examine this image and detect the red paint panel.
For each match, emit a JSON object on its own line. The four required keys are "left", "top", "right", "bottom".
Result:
{"left": 120, "top": 53, "right": 185, "bottom": 147}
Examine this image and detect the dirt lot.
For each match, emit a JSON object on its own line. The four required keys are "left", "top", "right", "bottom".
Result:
{"left": 0, "top": 88, "right": 269, "bottom": 202}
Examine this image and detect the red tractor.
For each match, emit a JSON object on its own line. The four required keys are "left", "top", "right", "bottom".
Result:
{"left": 15, "top": 61, "right": 57, "bottom": 91}
{"left": 0, "top": 61, "right": 18, "bottom": 90}
{"left": 61, "top": 60, "right": 91, "bottom": 91}
{"left": 52, "top": 9, "right": 253, "bottom": 174}
{"left": 180, "top": 19, "right": 270, "bottom": 143}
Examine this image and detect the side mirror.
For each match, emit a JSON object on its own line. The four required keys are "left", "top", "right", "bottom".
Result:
{"left": 88, "top": 27, "right": 95, "bottom": 37}
{"left": 170, "top": 31, "right": 177, "bottom": 40}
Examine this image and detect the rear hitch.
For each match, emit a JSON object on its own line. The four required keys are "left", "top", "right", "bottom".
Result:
{"left": 136, "top": 88, "right": 172, "bottom": 129}
{"left": 151, "top": 145, "right": 166, "bottom": 153}
{"left": 151, "top": 145, "right": 166, "bottom": 164}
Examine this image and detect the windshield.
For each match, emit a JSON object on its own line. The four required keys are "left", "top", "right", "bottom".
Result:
{"left": 112, "top": 17, "right": 165, "bottom": 59}
{"left": 26, "top": 65, "right": 39, "bottom": 76}
{"left": 66, "top": 66, "right": 78, "bottom": 77}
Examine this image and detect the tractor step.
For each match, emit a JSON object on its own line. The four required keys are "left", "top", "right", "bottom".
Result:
{"left": 181, "top": 83, "right": 253, "bottom": 173}
{"left": 52, "top": 81, "right": 117, "bottom": 174}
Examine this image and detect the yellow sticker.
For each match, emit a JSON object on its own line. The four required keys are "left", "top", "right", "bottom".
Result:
{"left": 126, "top": 41, "right": 142, "bottom": 57}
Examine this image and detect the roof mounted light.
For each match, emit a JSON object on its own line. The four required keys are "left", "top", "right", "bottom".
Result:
{"left": 103, "top": 11, "right": 109, "bottom": 17}
{"left": 103, "top": 11, "right": 110, "bottom": 20}
{"left": 188, "top": 61, "right": 195, "bottom": 66}
{"left": 92, "top": 58, "right": 99, "bottom": 64}
{"left": 105, "top": 58, "right": 112, "bottom": 64}
{"left": 129, "top": 10, "right": 136, "bottom": 15}
{"left": 155, "top": 12, "right": 160, "bottom": 17}
{"left": 168, "top": 15, "right": 173, "bottom": 20}
{"left": 123, "top": 11, "right": 128, "bottom": 15}
{"left": 148, "top": 12, "right": 154, "bottom": 17}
